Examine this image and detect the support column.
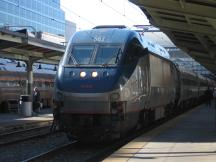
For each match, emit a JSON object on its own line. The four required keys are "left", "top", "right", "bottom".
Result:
{"left": 26, "top": 60, "right": 33, "bottom": 101}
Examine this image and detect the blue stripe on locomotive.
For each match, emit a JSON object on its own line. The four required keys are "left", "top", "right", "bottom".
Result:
{"left": 56, "top": 67, "right": 120, "bottom": 93}
{"left": 56, "top": 64, "right": 137, "bottom": 93}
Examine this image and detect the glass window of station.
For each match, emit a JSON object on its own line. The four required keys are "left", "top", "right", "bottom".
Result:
{"left": 0, "top": 0, "right": 65, "bottom": 36}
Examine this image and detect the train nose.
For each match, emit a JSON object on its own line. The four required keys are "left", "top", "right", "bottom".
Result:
{"left": 56, "top": 68, "right": 118, "bottom": 93}
{"left": 61, "top": 93, "right": 110, "bottom": 114}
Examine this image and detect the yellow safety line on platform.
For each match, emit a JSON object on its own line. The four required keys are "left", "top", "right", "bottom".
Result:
{"left": 103, "top": 106, "right": 201, "bottom": 162}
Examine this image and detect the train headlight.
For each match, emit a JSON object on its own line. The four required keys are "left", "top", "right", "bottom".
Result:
{"left": 92, "top": 71, "right": 98, "bottom": 78}
{"left": 80, "top": 71, "right": 86, "bottom": 78}
{"left": 110, "top": 92, "right": 120, "bottom": 101}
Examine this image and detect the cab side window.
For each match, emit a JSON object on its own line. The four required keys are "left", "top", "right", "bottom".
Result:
{"left": 124, "top": 39, "right": 143, "bottom": 64}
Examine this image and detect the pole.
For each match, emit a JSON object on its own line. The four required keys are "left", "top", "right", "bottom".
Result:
{"left": 213, "top": 89, "right": 216, "bottom": 128}
{"left": 26, "top": 60, "right": 33, "bottom": 101}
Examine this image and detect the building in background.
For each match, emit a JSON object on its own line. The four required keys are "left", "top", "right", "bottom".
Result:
{"left": 0, "top": 0, "right": 65, "bottom": 36}
{"left": 0, "top": 0, "right": 67, "bottom": 75}
{"left": 65, "top": 20, "right": 76, "bottom": 43}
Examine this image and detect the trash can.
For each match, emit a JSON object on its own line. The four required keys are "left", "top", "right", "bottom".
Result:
{"left": 19, "top": 95, "right": 32, "bottom": 116}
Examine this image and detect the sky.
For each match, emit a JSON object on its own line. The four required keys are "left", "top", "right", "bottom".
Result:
{"left": 60, "top": 0, "right": 175, "bottom": 47}
{"left": 60, "top": 0, "right": 150, "bottom": 30}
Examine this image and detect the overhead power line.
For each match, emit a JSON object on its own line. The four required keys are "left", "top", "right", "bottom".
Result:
{"left": 98, "top": 0, "right": 138, "bottom": 25}
{"left": 55, "top": 0, "right": 140, "bottom": 28}
{"left": 52, "top": 0, "right": 96, "bottom": 28}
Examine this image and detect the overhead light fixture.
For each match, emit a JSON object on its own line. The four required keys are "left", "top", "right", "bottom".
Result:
{"left": 16, "top": 61, "right": 21, "bottom": 67}
{"left": 54, "top": 65, "right": 57, "bottom": 71}
{"left": 38, "top": 64, "right": 42, "bottom": 69}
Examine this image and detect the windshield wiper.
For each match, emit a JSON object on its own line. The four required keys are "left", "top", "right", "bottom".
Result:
{"left": 101, "top": 63, "right": 109, "bottom": 67}
{"left": 115, "top": 48, "right": 122, "bottom": 64}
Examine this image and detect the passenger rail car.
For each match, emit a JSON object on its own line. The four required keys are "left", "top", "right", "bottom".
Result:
{"left": 0, "top": 70, "right": 55, "bottom": 112}
{"left": 54, "top": 26, "right": 214, "bottom": 141}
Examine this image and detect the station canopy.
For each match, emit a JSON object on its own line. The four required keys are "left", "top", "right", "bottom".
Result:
{"left": 0, "top": 28, "right": 65, "bottom": 65}
{"left": 130, "top": 0, "right": 216, "bottom": 75}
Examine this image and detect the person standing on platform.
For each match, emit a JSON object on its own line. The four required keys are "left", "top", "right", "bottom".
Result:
{"left": 213, "top": 88, "right": 216, "bottom": 108}
{"left": 213, "top": 88, "right": 216, "bottom": 128}
{"left": 33, "top": 87, "right": 41, "bottom": 113}
{"left": 205, "top": 88, "right": 212, "bottom": 107}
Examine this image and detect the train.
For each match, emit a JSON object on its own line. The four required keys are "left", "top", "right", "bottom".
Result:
{"left": 54, "top": 25, "right": 215, "bottom": 141}
{"left": 0, "top": 59, "right": 55, "bottom": 113}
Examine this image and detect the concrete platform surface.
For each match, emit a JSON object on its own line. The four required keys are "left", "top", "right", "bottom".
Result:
{"left": 103, "top": 104, "right": 216, "bottom": 162}
{"left": 0, "top": 108, "right": 53, "bottom": 133}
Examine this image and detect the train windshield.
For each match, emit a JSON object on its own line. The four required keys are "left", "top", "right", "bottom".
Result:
{"left": 67, "top": 45, "right": 121, "bottom": 66}
{"left": 68, "top": 45, "right": 94, "bottom": 65}
{"left": 94, "top": 45, "right": 121, "bottom": 65}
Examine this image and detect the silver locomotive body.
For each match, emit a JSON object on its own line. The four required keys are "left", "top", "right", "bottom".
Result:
{"left": 55, "top": 53, "right": 178, "bottom": 139}
{"left": 54, "top": 27, "right": 212, "bottom": 140}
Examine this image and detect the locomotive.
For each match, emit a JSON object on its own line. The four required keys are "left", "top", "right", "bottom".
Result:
{"left": 54, "top": 26, "right": 214, "bottom": 141}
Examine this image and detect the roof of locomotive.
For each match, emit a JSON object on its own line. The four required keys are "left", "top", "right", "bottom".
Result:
{"left": 69, "top": 26, "right": 170, "bottom": 59}
{"left": 70, "top": 27, "right": 137, "bottom": 44}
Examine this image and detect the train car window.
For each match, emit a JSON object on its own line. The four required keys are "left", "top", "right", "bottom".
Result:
{"left": 20, "top": 80, "right": 26, "bottom": 87}
{"left": 50, "top": 82, "right": 54, "bottom": 87}
{"left": 3, "top": 80, "right": 20, "bottom": 87}
{"left": 94, "top": 46, "right": 121, "bottom": 65}
{"left": 45, "top": 81, "right": 54, "bottom": 88}
{"left": 0, "top": 81, "right": 6, "bottom": 87}
{"left": 45, "top": 81, "right": 50, "bottom": 88}
{"left": 68, "top": 45, "right": 94, "bottom": 65}
{"left": 34, "top": 81, "right": 42, "bottom": 88}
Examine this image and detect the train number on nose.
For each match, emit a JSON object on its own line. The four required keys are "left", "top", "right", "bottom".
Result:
{"left": 80, "top": 84, "right": 93, "bottom": 88}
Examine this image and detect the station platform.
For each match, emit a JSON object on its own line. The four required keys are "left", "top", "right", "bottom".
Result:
{"left": 0, "top": 108, "right": 53, "bottom": 134}
{"left": 103, "top": 103, "right": 216, "bottom": 162}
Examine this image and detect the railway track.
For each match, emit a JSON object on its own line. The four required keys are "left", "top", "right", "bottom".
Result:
{"left": 20, "top": 122, "right": 164, "bottom": 162}
{"left": 0, "top": 122, "right": 53, "bottom": 146}
{"left": 0, "top": 120, "right": 52, "bottom": 134}
{"left": 22, "top": 141, "right": 77, "bottom": 162}
{"left": 21, "top": 140, "right": 124, "bottom": 162}
{"left": 20, "top": 107, "right": 194, "bottom": 162}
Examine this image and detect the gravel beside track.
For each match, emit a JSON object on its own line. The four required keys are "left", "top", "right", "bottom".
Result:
{"left": 0, "top": 132, "right": 69, "bottom": 162}
{"left": 0, "top": 126, "right": 51, "bottom": 145}
{"left": 0, "top": 108, "right": 195, "bottom": 162}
